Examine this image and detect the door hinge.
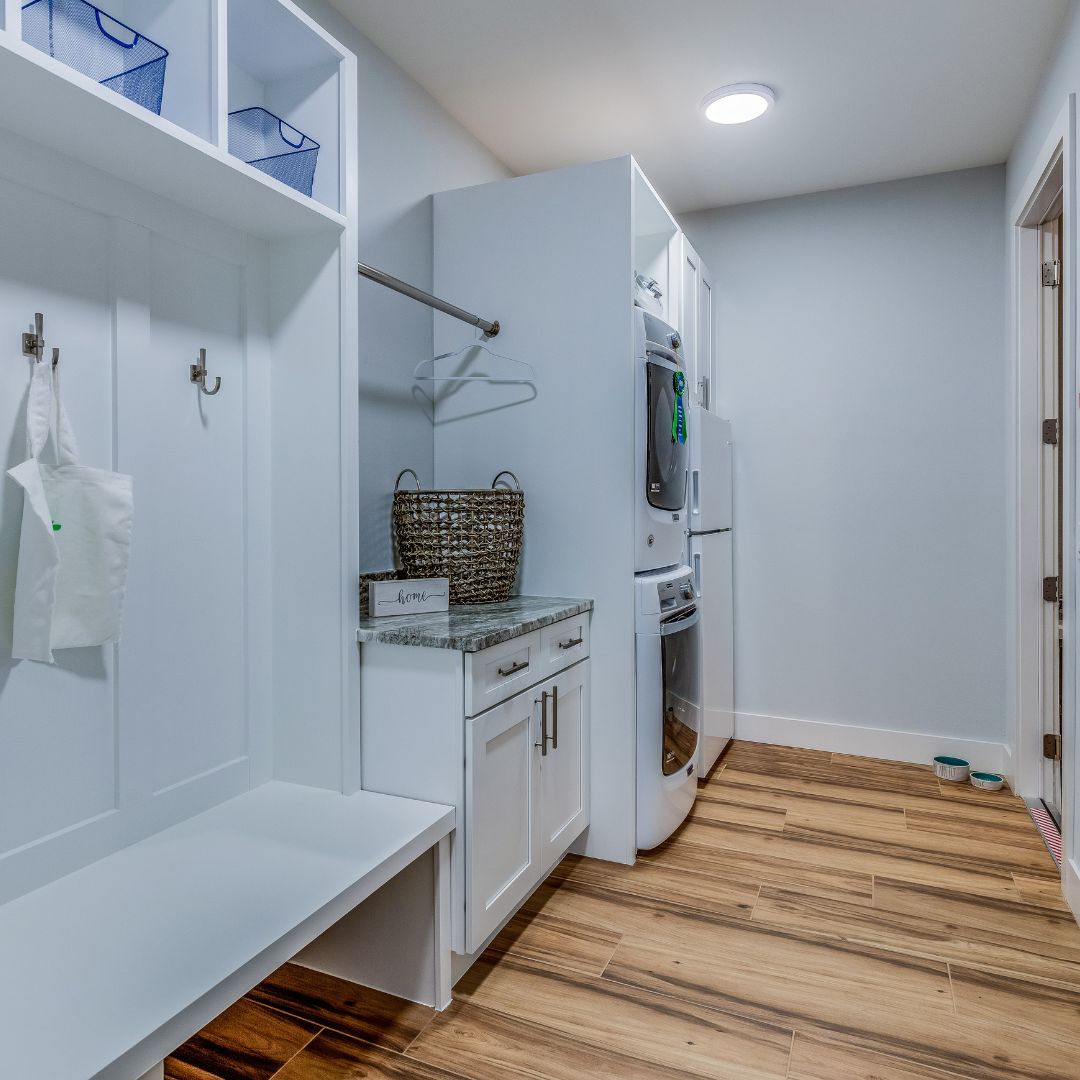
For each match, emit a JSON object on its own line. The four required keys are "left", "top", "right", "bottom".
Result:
{"left": 1043, "top": 260, "right": 1061, "bottom": 288}
{"left": 1044, "top": 733, "right": 1062, "bottom": 761}
{"left": 1043, "top": 418, "right": 1060, "bottom": 445}
{"left": 1044, "top": 575, "right": 1061, "bottom": 603}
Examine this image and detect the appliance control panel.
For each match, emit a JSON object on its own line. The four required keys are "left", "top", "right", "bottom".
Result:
{"left": 657, "top": 572, "right": 696, "bottom": 616}
{"left": 636, "top": 564, "right": 697, "bottom": 625}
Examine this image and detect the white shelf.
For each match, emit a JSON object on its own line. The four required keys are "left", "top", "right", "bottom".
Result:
{"left": 0, "top": 33, "right": 345, "bottom": 239}
{"left": 0, "top": 783, "right": 454, "bottom": 1080}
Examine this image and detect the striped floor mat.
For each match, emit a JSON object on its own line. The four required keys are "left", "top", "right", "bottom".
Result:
{"left": 1028, "top": 803, "right": 1063, "bottom": 867}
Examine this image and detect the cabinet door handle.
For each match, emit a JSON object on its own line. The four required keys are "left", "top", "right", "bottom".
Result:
{"left": 535, "top": 691, "right": 549, "bottom": 756}
{"left": 557, "top": 636, "right": 584, "bottom": 651}
{"left": 551, "top": 685, "right": 558, "bottom": 751}
{"left": 497, "top": 658, "right": 529, "bottom": 678}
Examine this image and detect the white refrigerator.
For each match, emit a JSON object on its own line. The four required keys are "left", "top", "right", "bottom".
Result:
{"left": 687, "top": 408, "right": 735, "bottom": 778}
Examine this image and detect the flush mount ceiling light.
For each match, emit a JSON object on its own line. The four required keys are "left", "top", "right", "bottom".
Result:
{"left": 701, "top": 83, "right": 775, "bottom": 125}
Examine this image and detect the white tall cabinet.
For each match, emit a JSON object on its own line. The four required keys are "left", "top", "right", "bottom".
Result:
{"left": 676, "top": 235, "right": 716, "bottom": 412}
{"left": 0, "top": 0, "right": 360, "bottom": 905}
{"left": 432, "top": 157, "right": 687, "bottom": 864}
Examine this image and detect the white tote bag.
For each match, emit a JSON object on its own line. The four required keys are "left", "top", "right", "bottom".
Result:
{"left": 8, "top": 362, "right": 134, "bottom": 663}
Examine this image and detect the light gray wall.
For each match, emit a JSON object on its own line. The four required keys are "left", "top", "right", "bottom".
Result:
{"left": 297, "top": 0, "right": 511, "bottom": 572}
{"left": 680, "top": 166, "right": 1007, "bottom": 744}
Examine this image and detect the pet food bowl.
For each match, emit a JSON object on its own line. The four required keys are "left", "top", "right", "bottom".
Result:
{"left": 933, "top": 756, "right": 970, "bottom": 782}
{"left": 970, "top": 771, "right": 1004, "bottom": 791}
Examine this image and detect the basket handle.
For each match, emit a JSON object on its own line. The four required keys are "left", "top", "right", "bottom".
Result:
{"left": 95, "top": 10, "right": 139, "bottom": 49}
{"left": 395, "top": 468, "right": 422, "bottom": 492}
{"left": 278, "top": 119, "right": 306, "bottom": 148}
{"left": 492, "top": 470, "right": 522, "bottom": 491}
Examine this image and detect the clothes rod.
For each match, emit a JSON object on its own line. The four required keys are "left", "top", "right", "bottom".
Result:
{"left": 357, "top": 262, "right": 500, "bottom": 337}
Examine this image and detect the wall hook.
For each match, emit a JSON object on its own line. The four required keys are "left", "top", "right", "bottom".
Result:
{"left": 190, "top": 348, "right": 221, "bottom": 396}
{"left": 21, "top": 312, "right": 45, "bottom": 362}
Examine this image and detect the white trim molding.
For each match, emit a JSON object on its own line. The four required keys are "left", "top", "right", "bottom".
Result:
{"left": 1064, "top": 856, "right": 1080, "bottom": 923}
{"left": 734, "top": 711, "right": 1008, "bottom": 776}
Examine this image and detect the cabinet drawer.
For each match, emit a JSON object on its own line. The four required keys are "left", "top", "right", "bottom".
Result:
{"left": 538, "top": 614, "right": 590, "bottom": 677}
{"left": 465, "top": 630, "right": 542, "bottom": 717}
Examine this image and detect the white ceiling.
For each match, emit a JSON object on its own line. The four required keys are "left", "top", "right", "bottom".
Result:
{"left": 330, "top": 0, "right": 1069, "bottom": 212}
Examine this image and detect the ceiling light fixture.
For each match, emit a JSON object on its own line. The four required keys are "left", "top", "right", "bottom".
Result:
{"left": 701, "top": 83, "right": 775, "bottom": 125}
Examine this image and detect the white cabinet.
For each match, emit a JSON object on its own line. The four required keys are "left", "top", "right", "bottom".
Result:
{"left": 538, "top": 664, "right": 590, "bottom": 870}
{"left": 677, "top": 235, "right": 716, "bottom": 411}
{"left": 465, "top": 661, "right": 591, "bottom": 949}
{"left": 359, "top": 612, "right": 592, "bottom": 961}
{"left": 466, "top": 687, "right": 542, "bottom": 950}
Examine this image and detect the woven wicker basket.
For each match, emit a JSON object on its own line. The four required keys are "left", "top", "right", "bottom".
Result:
{"left": 392, "top": 469, "right": 524, "bottom": 605}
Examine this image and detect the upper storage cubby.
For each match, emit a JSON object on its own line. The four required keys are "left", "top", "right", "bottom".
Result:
{"left": 632, "top": 164, "right": 679, "bottom": 325}
{"left": 227, "top": 0, "right": 341, "bottom": 213}
{"left": 20, "top": 0, "right": 214, "bottom": 141}
{"left": 0, "top": 0, "right": 351, "bottom": 237}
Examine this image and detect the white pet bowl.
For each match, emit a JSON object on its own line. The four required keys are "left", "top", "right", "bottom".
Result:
{"left": 933, "top": 756, "right": 970, "bottom": 782}
{"left": 970, "top": 771, "right": 1004, "bottom": 791}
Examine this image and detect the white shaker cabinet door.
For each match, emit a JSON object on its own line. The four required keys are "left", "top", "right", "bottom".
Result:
{"left": 539, "top": 660, "right": 591, "bottom": 872}
{"left": 465, "top": 687, "right": 542, "bottom": 952}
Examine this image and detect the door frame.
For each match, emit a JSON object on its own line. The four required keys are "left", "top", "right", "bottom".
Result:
{"left": 1010, "top": 95, "right": 1076, "bottom": 911}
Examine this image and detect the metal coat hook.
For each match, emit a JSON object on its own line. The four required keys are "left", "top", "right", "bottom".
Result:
{"left": 21, "top": 312, "right": 45, "bottom": 362}
{"left": 190, "top": 348, "right": 221, "bottom": 396}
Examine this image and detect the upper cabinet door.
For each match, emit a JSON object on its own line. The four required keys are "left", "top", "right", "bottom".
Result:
{"left": 465, "top": 687, "right": 542, "bottom": 952}
{"left": 539, "top": 661, "right": 591, "bottom": 871}
{"left": 697, "top": 257, "right": 715, "bottom": 413}
{"left": 679, "top": 237, "right": 700, "bottom": 404}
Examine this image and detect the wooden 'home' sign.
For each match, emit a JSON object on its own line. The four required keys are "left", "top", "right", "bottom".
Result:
{"left": 369, "top": 578, "right": 450, "bottom": 617}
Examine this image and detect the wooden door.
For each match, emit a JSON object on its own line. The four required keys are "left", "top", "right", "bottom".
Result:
{"left": 539, "top": 661, "right": 590, "bottom": 871}
{"left": 1040, "top": 215, "right": 1064, "bottom": 824}
{"left": 465, "top": 687, "right": 542, "bottom": 951}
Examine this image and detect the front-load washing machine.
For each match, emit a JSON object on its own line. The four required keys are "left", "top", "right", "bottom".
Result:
{"left": 634, "top": 308, "right": 690, "bottom": 573}
{"left": 636, "top": 564, "right": 702, "bottom": 850}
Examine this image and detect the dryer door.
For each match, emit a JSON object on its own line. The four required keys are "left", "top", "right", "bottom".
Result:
{"left": 646, "top": 358, "right": 689, "bottom": 512}
{"left": 660, "top": 606, "right": 701, "bottom": 775}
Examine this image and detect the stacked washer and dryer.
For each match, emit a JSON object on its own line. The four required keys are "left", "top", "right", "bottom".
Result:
{"left": 634, "top": 308, "right": 735, "bottom": 850}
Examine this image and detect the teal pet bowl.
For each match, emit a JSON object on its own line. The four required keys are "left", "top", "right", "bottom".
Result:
{"left": 933, "top": 756, "right": 970, "bottom": 782}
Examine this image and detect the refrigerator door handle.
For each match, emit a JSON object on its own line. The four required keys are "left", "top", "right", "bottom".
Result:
{"left": 693, "top": 551, "right": 702, "bottom": 596}
{"left": 691, "top": 469, "right": 700, "bottom": 518}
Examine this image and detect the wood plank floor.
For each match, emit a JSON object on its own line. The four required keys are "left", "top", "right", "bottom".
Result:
{"left": 167, "top": 742, "right": 1080, "bottom": 1080}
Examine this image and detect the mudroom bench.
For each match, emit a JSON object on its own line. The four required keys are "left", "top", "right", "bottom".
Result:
{"left": 0, "top": 783, "right": 454, "bottom": 1080}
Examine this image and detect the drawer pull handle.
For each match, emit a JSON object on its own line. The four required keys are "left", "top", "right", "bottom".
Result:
{"left": 536, "top": 691, "right": 549, "bottom": 756}
{"left": 558, "top": 636, "right": 584, "bottom": 651}
{"left": 497, "top": 659, "right": 529, "bottom": 678}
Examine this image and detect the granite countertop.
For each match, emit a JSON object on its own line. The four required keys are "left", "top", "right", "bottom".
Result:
{"left": 356, "top": 596, "right": 593, "bottom": 652}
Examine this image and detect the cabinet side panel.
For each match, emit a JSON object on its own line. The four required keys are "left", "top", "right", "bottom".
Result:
{"left": 360, "top": 642, "right": 465, "bottom": 947}
{"left": 433, "top": 158, "right": 638, "bottom": 862}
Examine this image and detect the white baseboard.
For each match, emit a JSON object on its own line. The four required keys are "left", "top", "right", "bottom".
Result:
{"left": 1064, "top": 857, "right": 1080, "bottom": 926}
{"left": 733, "top": 711, "right": 1008, "bottom": 774}
{"left": 998, "top": 741, "right": 1016, "bottom": 791}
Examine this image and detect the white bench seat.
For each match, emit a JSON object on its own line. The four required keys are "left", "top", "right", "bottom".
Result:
{"left": 0, "top": 782, "right": 455, "bottom": 1080}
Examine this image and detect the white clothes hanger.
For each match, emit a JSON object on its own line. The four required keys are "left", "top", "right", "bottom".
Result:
{"left": 412, "top": 339, "right": 536, "bottom": 383}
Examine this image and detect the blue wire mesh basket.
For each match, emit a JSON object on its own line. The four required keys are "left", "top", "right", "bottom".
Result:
{"left": 228, "top": 108, "right": 320, "bottom": 198}
{"left": 22, "top": 0, "right": 168, "bottom": 114}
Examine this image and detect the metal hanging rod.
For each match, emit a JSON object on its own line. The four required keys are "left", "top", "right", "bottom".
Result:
{"left": 357, "top": 262, "right": 500, "bottom": 337}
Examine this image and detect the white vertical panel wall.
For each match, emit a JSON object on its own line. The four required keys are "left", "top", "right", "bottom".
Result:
{"left": 0, "top": 54, "right": 356, "bottom": 900}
